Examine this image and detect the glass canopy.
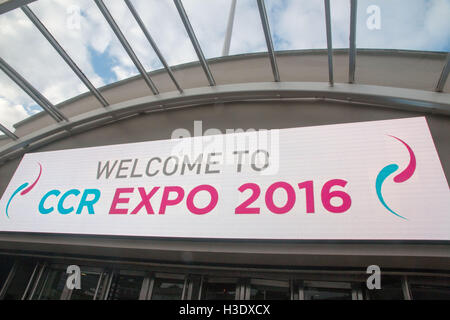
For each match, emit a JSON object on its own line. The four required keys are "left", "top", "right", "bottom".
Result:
{"left": 0, "top": 0, "right": 448, "bottom": 138}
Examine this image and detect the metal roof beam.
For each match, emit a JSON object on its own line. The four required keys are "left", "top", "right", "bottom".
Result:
{"left": 1, "top": 82, "right": 449, "bottom": 163}
{"left": 349, "top": 0, "right": 357, "bottom": 83}
{"left": 94, "top": 0, "right": 159, "bottom": 95}
{"left": 0, "top": 57, "right": 67, "bottom": 122}
{"left": 173, "top": 0, "right": 215, "bottom": 86}
{"left": 0, "top": 123, "right": 18, "bottom": 140}
{"left": 21, "top": 5, "right": 109, "bottom": 107}
{"left": 0, "top": 0, "right": 35, "bottom": 15}
{"left": 257, "top": 0, "right": 280, "bottom": 82}
{"left": 124, "top": 0, "right": 182, "bottom": 93}
{"left": 435, "top": 53, "right": 450, "bottom": 92}
{"left": 222, "top": 0, "right": 237, "bottom": 57}
{"left": 324, "top": 0, "right": 334, "bottom": 86}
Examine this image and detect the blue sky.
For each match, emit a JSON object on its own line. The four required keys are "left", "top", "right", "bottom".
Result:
{"left": 0, "top": 0, "right": 449, "bottom": 132}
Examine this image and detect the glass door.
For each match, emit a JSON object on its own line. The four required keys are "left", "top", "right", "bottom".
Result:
{"left": 68, "top": 269, "right": 104, "bottom": 300}
{"left": 199, "top": 277, "right": 239, "bottom": 300}
{"left": 33, "top": 265, "right": 67, "bottom": 300}
{"left": 150, "top": 273, "right": 186, "bottom": 300}
{"left": 106, "top": 270, "right": 146, "bottom": 300}
{"left": 302, "top": 281, "right": 354, "bottom": 300}
{"left": 32, "top": 265, "right": 104, "bottom": 300}
{"left": 248, "top": 279, "right": 290, "bottom": 300}
{"left": 0, "top": 260, "right": 39, "bottom": 300}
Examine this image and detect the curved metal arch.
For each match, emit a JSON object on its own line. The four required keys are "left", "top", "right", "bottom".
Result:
{"left": 0, "top": 81, "right": 449, "bottom": 163}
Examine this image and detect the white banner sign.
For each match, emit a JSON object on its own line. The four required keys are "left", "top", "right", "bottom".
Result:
{"left": 0, "top": 117, "right": 449, "bottom": 240}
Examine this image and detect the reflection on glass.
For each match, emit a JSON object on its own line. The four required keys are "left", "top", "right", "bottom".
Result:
{"left": 304, "top": 287, "right": 352, "bottom": 300}
{"left": 250, "top": 282, "right": 290, "bottom": 300}
{"left": 108, "top": 274, "right": 144, "bottom": 300}
{"left": 202, "top": 278, "right": 236, "bottom": 300}
{"left": 364, "top": 276, "right": 404, "bottom": 300}
{"left": 36, "top": 268, "right": 67, "bottom": 300}
{"left": 70, "top": 272, "right": 101, "bottom": 300}
{"left": 2, "top": 262, "right": 36, "bottom": 300}
{"left": 151, "top": 276, "right": 185, "bottom": 300}
{"left": 410, "top": 284, "right": 450, "bottom": 300}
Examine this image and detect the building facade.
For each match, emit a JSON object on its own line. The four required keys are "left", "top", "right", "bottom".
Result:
{"left": 0, "top": 47, "right": 449, "bottom": 300}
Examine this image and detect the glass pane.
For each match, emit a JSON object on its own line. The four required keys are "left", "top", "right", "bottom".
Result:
{"left": 364, "top": 276, "right": 404, "bottom": 300}
{"left": 304, "top": 287, "right": 352, "bottom": 300}
{"left": 229, "top": 0, "right": 266, "bottom": 55}
{"left": 151, "top": 275, "right": 185, "bottom": 300}
{"left": 356, "top": 0, "right": 450, "bottom": 52}
{"left": 129, "top": 0, "right": 197, "bottom": 66}
{"left": 182, "top": 0, "right": 268, "bottom": 58}
{"left": 265, "top": 0, "right": 350, "bottom": 51}
{"left": 410, "top": 284, "right": 450, "bottom": 300}
{"left": 0, "top": 7, "right": 87, "bottom": 105}
{"left": 202, "top": 278, "right": 237, "bottom": 300}
{"left": 108, "top": 273, "right": 144, "bottom": 300}
{"left": 103, "top": 0, "right": 162, "bottom": 72}
{"left": 29, "top": 0, "right": 141, "bottom": 86}
{"left": 0, "top": 66, "right": 44, "bottom": 132}
{"left": 183, "top": 0, "right": 231, "bottom": 59}
{"left": 2, "top": 262, "right": 36, "bottom": 300}
{"left": 266, "top": 0, "right": 326, "bottom": 50}
{"left": 36, "top": 268, "right": 67, "bottom": 300}
{"left": 330, "top": 0, "right": 351, "bottom": 49}
{"left": 70, "top": 272, "right": 101, "bottom": 300}
{"left": 250, "top": 281, "right": 290, "bottom": 300}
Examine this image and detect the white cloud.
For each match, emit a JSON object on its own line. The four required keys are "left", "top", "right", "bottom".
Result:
{"left": 266, "top": 0, "right": 448, "bottom": 51}
{"left": 356, "top": 0, "right": 450, "bottom": 51}
{"left": 129, "top": 0, "right": 198, "bottom": 66}
{"left": 167, "top": 0, "right": 267, "bottom": 58}
{"left": 230, "top": 0, "right": 266, "bottom": 54}
{"left": 0, "top": 97, "right": 29, "bottom": 132}
{"left": 30, "top": 0, "right": 137, "bottom": 84}
{"left": 111, "top": 65, "right": 136, "bottom": 81}
{"left": 0, "top": 71, "right": 42, "bottom": 132}
{"left": 183, "top": 0, "right": 230, "bottom": 58}
{"left": 0, "top": 6, "right": 87, "bottom": 105}
{"left": 103, "top": 0, "right": 162, "bottom": 71}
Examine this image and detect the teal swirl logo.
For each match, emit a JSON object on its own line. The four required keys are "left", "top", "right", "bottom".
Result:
{"left": 375, "top": 136, "right": 416, "bottom": 220}
{"left": 5, "top": 163, "right": 42, "bottom": 219}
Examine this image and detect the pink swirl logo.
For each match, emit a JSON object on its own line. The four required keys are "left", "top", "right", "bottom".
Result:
{"left": 375, "top": 136, "right": 416, "bottom": 220}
